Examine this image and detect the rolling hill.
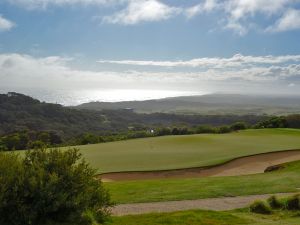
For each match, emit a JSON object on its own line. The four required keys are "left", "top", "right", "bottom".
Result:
{"left": 0, "top": 92, "right": 267, "bottom": 139}
{"left": 76, "top": 94, "right": 300, "bottom": 115}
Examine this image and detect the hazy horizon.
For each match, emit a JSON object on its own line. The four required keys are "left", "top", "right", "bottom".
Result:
{"left": 2, "top": 87, "right": 300, "bottom": 106}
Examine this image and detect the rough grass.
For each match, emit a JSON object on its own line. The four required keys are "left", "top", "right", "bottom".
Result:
{"left": 105, "top": 160, "right": 300, "bottom": 204}
{"left": 106, "top": 210, "right": 248, "bottom": 225}
{"left": 72, "top": 128, "right": 300, "bottom": 173}
{"left": 105, "top": 209, "right": 300, "bottom": 225}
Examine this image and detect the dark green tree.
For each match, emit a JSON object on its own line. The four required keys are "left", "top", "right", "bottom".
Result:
{"left": 171, "top": 128, "right": 180, "bottom": 135}
{"left": 28, "top": 140, "right": 48, "bottom": 149}
{"left": 230, "top": 122, "right": 247, "bottom": 131}
{"left": 1, "top": 134, "right": 21, "bottom": 150}
{"left": 37, "top": 132, "right": 51, "bottom": 146}
{"left": 286, "top": 115, "right": 300, "bottom": 128}
{"left": 218, "top": 126, "right": 231, "bottom": 133}
{"left": 79, "top": 133, "right": 100, "bottom": 145}
{"left": 196, "top": 125, "right": 216, "bottom": 134}
{"left": 157, "top": 127, "right": 172, "bottom": 136}
{"left": 254, "top": 116, "right": 287, "bottom": 129}
{"left": 0, "top": 148, "right": 112, "bottom": 225}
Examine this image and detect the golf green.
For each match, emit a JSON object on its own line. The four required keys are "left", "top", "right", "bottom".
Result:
{"left": 69, "top": 128, "right": 300, "bottom": 173}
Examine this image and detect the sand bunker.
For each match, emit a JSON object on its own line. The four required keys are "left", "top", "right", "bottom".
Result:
{"left": 100, "top": 150, "right": 300, "bottom": 182}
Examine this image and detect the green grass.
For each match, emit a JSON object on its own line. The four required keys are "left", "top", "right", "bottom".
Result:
{"left": 105, "top": 160, "right": 300, "bottom": 204}
{"left": 105, "top": 209, "right": 300, "bottom": 225}
{"left": 70, "top": 128, "right": 300, "bottom": 173}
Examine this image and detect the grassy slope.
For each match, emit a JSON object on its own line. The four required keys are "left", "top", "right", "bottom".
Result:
{"left": 106, "top": 209, "right": 300, "bottom": 225}
{"left": 105, "top": 160, "right": 300, "bottom": 204}
{"left": 73, "top": 128, "right": 300, "bottom": 173}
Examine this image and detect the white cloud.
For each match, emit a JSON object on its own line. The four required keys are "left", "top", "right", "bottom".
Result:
{"left": 1, "top": 53, "right": 300, "bottom": 100}
{"left": 221, "top": 0, "right": 297, "bottom": 35}
{"left": 266, "top": 8, "right": 300, "bottom": 32}
{"left": 288, "top": 83, "right": 296, "bottom": 87}
{"left": 185, "top": 0, "right": 218, "bottom": 18}
{"left": 224, "top": 20, "right": 248, "bottom": 36}
{"left": 5, "top": 0, "right": 185, "bottom": 25}
{"left": 0, "top": 15, "right": 15, "bottom": 32}
{"left": 5, "top": 0, "right": 126, "bottom": 9}
{"left": 1, "top": 53, "right": 300, "bottom": 95}
{"left": 98, "top": 54, "right": 300, "bottom": 68}
{"left": 0, "top": 53, "right": 130, "bottom": 89}
{"left": 224, "top": 0, "right": 291, "bottom": 20}
{"left": 4, "top": 0, "right": 300, "bottom": 31}
{"left": 114, "top": 64, "right": 300, "bottom": 82}
{"left": 173, "top": 0, "right": 300, "bottom": 34}
{"left": 102, "top": 0, "right": 180, "bottom": 25}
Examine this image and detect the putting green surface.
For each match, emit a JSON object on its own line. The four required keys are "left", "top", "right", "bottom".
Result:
{"left": 70, "top": 128, "right": 300, "bottom": 173}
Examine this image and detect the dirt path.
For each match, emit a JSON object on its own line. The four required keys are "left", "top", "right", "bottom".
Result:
{"left": 101, "top": 150, "right": 300, "bottom": 182}
{"left": 112, "top": 193, "right": 298, "bottom": 216}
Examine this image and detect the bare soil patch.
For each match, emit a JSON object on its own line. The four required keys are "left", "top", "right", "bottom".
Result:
{"left": 100, "top": 150, "right": 300, "bottom": 182}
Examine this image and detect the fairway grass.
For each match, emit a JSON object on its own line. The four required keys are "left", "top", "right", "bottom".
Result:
{"left": 106, "top": 209, "right": 300, "bottom": 225}
{"left": 74, "top": 128, "right": 300, "bottom": 173}
{"left": 105, "top": 160, "right": 300, "bottom": 204}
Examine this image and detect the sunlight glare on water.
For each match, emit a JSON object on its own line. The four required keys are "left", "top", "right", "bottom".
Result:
{"left": 0, "top": 88, "right": 207, "bottom": 106}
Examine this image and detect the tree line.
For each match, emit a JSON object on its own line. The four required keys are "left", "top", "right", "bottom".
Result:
{"left": 2, "top": 115, "right": 300, "bottom": 151}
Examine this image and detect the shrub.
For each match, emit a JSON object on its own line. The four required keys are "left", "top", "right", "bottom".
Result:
{"left": 28, "top": 140, "right": 47, "bottom": 149}
{"left": 157, "top": 127, "right": 172, "bottom": 136}
{"left": 286, "top": 194, "right": 300, "bottom": 210}
{"left": 79, "top": 133, "right": 100, "bottom": 145}
{"left": 250, "top": 200, "right": 272, "bottom": 214}
{"left": 196, "top": 125, "right": 216, "bottom": 134}
{"left": 264, "top": 164, "right": 285, "bottom": 173}
{"left": 255, "top": 117, "right": 288, "bottom": 129}
{"left": 267, "top": 196, "right": 283, "bottom": 209}
{"left": 230, "top": 122, "right": 247, "bottom": 131}
{"left": 0, "top": 148, "right": 113, "bottom": 225}
{"left": 218, "top": 126, "right": 231, "bottom": 134}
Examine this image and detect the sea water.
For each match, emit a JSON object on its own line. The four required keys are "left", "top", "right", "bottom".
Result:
{"left": 0, "top": 87, "right": 202, "bottom": 106}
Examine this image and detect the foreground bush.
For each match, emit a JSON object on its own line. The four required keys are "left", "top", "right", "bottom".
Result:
{"left": 249, "top": 200, "right": 272, "bottom": 214}
{"left": 0, "top": 148, "right": 112, "bottom": 225}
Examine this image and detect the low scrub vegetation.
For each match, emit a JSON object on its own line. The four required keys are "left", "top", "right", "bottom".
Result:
{"left": 267, "top": 195, "right": 284, "bottom": 209}
{"left": 286, "top": 194, "right": 300, "bottom": 210}
{"left": 250, "top": 200, "right": 272, "bottom": 214}
{"left": 250, "top": 194, "right": 300, "bottom": 216}
{"left": 0, "top": 148, "right": 112, "bottom": 225}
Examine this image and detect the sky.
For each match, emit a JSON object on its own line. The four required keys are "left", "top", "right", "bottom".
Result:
{"left": 0, "top": 0, "right": 300, "bottom": 104}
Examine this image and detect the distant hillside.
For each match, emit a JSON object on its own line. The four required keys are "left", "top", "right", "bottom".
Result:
{"left": 0, "top": 92, "right": 267, "bottom": 138}
{"left": 0, "top": 92, "right": 113, "bottom": 138}
{"left": 76, "top": 94, "right": 300, "bottom": 115}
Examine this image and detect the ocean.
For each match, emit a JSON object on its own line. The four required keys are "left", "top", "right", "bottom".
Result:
{"left": 0, "top": 87, "right": 202, "bottom": 106}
